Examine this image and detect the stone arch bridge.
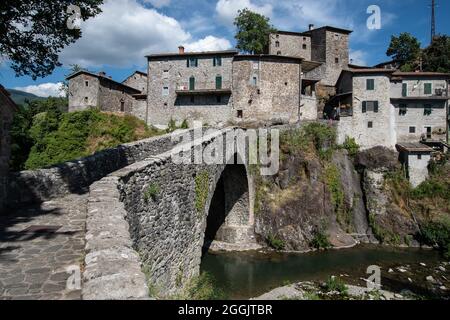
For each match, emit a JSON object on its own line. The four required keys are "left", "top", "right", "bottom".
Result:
{"left": 0, "top": 128, "right": 268, "bottom": 299}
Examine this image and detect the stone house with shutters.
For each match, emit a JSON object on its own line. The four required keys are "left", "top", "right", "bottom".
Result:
{"left": 333, "top": 68, "right": 450, "bottom": 150}
{"left": 146, "top": 47, "right": 321, "bottom": 127}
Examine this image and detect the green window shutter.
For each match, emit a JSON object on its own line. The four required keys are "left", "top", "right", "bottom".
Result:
{"left": 213, "top": 57, "right": 216, "bottom": 67}
{"left": 374, "top": 101, "right": 379, "bottom": 113}
{"left": 362, "top": 101, "right": 367, "bottom": 113}
{"left": 189, "top": 77, "right": 195, "bottom": 90}
{"left": 424, "top": 83, "right": 432, "bottom": 95}
{"left": 217, "top": 57, "right": 222, "bottom": 66}
{"left": 367, "top": 79, "right": 374, "bottom": 90}
{"left": 195, "top": 58, "right": 198, "bottom": 67}
{"left": 402, "top": 83, "right": 407, "bottom": 97}
{"left": 216, "top": 76, "right": 222, "bottom": 89}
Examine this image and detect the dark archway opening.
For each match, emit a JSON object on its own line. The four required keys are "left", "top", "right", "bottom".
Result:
{"left": 202, "top": 164, "right": 249, "bottom": 256}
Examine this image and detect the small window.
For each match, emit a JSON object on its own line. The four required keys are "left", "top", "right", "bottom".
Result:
{"left": 252, "top": 75, "right": 258, "bottom": 86}
{"left": 276, "top": 34, "right": 279, "bottom": 38}
{"left": 366, "top": 79, "right": 375, "bottom": 91}
{"left": 402, "top": 83, "right": 408, "bottom": 97}
{"left": 302, "top": 44, "right": 307, "bottom": 50}
{"left": 417, "top": 154, "right": 422, "bottom": 160}
{"left": 424, "top": 83, "right": 432, "bottom": 95}
{"left": 85, "top": 81, "right": 89, "bottom": 87}
{"left": 275, "top": 41, "right": 280, "bottom": 48}
{"left": 335, "top": 57, "right": 339, "bottom": 64}
{"left": 335, "top": 34, "right": 339, "bottom": 40}
{"left": 409, "top": 127, "right": 416, "bottom": 134}
{"left": 120, "top": 101, "right": 125, "bottom": 112}
{"left": 285, "top": 82, "right": 288, "bottom": 86}
{"left": 424, "top": 104, "right": 432, "bottom": 116}
{"left": 213, "top": 56, "right": 222, "bottom": 67}
{"left": 362, "top": 101, "right": 379, "bottom": 113}
{"left": 277, "top": 51, "right": 281, "bottom": 55}
{"left": 216, "top": 75, "right": 222, "bottom": 89}
{"left": 237, "top": 110, "right": 243, "bottom": 118}
{"left": 84, "top": 97, "right": 88, "bottom": 103}
{"left": 162, "top": 86, "right": 169, "bottom": 96}
{"left": 189, "top": 76, "right": 195, "bottom": 90}
{"left": 368, "top": 121, "right": 373, "bottom": 128}
{"left": 399, "top": 104, "right": 407, "bottom": 115}
{"left": 187, "top": 57, "right": 198, "bottom": 68}
{"left": 426, "top": 126, "right": 432, "bottom": 139}
{"left": 163, "top": 70, "right": 169, "bottom": 77}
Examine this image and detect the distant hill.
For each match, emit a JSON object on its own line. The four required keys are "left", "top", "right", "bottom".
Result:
{"left": 7, "top": 89, "right": 46, "bottom": 106}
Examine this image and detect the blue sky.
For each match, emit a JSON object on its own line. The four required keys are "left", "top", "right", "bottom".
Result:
{"left": 1, "top": 0, "right": 448, "bottom": 97}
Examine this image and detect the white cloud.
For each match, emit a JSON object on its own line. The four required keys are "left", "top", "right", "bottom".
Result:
{"left": 215, "top": 0, "right": 273, "bottom": 27}
{"left": 350, "top": 50, "right": 368, "bottom": 66}
{"left": 184, "top": 36, "right": 232, "bottom": 52}
{"left": 14, "top": 83, "right": 65, "bottom": 97}
{"left": 142, "top": 0, "right": 171, "bottom": 8}
{"left": 61, "top": 0, "right": 230, "bottom": 68}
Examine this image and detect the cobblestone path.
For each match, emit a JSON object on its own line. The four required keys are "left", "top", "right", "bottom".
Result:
{"left": 0, "top": 194, "right": 87, "bottom": 300}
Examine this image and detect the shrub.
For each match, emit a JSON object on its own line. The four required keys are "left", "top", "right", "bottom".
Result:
{"left": 323, "top": 276, "right": 348, "bottom": 295}
{"left": 420, "top": 220, "right": 450, "bottom": 258}
{"left": 267, "top": 234, "right": 285, "bottom": 250}
{"left": 180, "top": 119, "right": 189, "bottom": 129}
{"left": 411, "top": 180, "right": 450, "bottom": 200}
{"left": 341, "top": 136, "right": 360, "bottom": 157}
{"left": 144, "top": 183, "right": 160, "bottom": 202}
{"left": 303, "top": 122, "right": 336, "bottom": 152}
{"left": 310, "top": 230, "right": 331, "bottom": 249}
{"left": 167, "top": 118, "right": 177, "bottom": 133}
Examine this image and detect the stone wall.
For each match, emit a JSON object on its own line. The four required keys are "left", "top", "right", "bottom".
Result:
{"left": 68, "top": 74, "right": 100, "bottom": 112}
{"left": 147, "top": 53, "right": 234, "bottom": 126}
{"left": 405, "top": 153, "right": 431, "bottom": 187}
{"left": 123, "top": 72, "right": 148, "bottom": 93}
{"left": 97, "top": 78, "right": 136, "bottom": 114}
{"left": 1, "top": 130, "right": 192, "bottom": 213}
{"left": 300, "top": 95, "right": 318, "bottom": 120}
{"left": 269, "top": 33, "right": 311, "bottom": 60}
{"left": 232, "top": 57, "right": 301, "bottom": 124}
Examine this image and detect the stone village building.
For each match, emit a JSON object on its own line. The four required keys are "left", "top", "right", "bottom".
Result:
{"left": 0, "top": 85, "right": 19, "bottom": 211}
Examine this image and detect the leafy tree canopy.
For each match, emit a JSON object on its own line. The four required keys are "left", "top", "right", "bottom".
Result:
{"left": 234, "top": 8, "right": 276, "bottom": 54}
{"left": 422, "top": 35, "right": 450, "bottom": 73}
{"left": 0, "top": 0, "right": 103, "bottom": 80}
{"left": 386, "top": 32, "right": 421, "bottom": 72}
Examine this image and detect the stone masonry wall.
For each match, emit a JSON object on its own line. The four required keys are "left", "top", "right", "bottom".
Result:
{"left": 68, "top": 74, "right": 100, "bottom": 112}
{"left": 1, "top": 130, "right": 193, "bottom": 213}
{"left": 123, "top": 72, "right": 148, "bottom": 93}
{"left": 269, "top": 33, "right": 311, "bottom": 60}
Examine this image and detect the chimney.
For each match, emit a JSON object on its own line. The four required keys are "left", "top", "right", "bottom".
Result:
{"left": 178, "top": 46, "right": 185, "bottom": 54}
{"left": 309, "top": 24, "right": 314, "bottom": 31}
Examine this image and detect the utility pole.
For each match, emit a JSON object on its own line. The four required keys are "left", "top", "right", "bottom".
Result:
{"left": 431, "top": 0, "right": 436, "bottom": 44}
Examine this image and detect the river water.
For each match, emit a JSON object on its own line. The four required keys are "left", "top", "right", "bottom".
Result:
{"left": 200, "top": 245, "right": 444, "bottom": 299}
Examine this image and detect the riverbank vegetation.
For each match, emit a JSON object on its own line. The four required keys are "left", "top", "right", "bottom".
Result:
{"left": 10, "top": 98, "right": 162, "bottom": 171}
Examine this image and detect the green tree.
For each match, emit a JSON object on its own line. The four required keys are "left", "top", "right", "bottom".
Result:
{"left": 234, "top": 8, "right": 276, "bottom": 54}
{"left": 0, "top": 1, "right": 103, "bottom": 80}
{"left": 386, "top": 33, "right": 421, "bottom": 72}
{"left": 422, "top": 34, "right": 450, "bottom": 73}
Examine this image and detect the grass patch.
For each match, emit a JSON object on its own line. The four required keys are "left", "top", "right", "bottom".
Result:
{"left": 144, "top": 183, "right": 160, "bottom": 202}
{"left": 182, "top": 272, "right": 226, "bottom": 300}
{"left": 420, "top": 218, "right": 450, "bottom": 258}
{"left": 340, "top": 136, "right": 360, "bottom": 157}
{"left": 266, "top": 234, "right": 286, "bottom": 251}
{"left": 195, "top": 171, "right": 210, "bottom": 215}
{"left": 323, "top": 276, "right": 348, "bottom": 295}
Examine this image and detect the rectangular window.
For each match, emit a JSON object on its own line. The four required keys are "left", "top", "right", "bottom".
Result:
{"left": 277, "top": 51, "right": 281, "bottom": 55}
{"left": 362, "top": 101, "right": 378, "bottom": 113}
{"left": 216, "top": 76, "right": 222, "bottom": 89}
{"left": 409, "top": 126, "right": 416, "bottom": 134}
{"left": 187, "top": 57, "right": 198, "bottom": 68}
{"left": 162, "top": 86, "right": 169, "bottom": 96}
{"left": 213, "top": 56, "right": 222, "bottom": 67}
{"left": 163, "top": 70, "right": 169, "bottom": 78}
{"left": 275, "top": 41, "right": 280, "bottom": 48}
{"left": 424, "top": 104, "right": 432, "bottom": 116}
{"left": 368, "top": 121, "right": 373, "bottom": 128}
{"left": 335, "top": 57, "right": 339, "bottom": 64}
{"left": 424, "top": 83, "right": 432, "bottom": 95}
{"left": 366, "top": 79, "right": 375, "bottom": 91}
{"left": 426, "top": 127, "right": 432, "bottom": 139}
{"left": 189, "top": 77, "right": 195, "bottom": 90}
{"left": 120, "top": 101, "right": 125, "bottom": 112}
{"left": 237, "top": 110, "right": 243, "bottom": 118}
{"left": 418, "top": 154, "right": 422, "bottom": 160}
{"left": 252, "top": 75, "right": 258, "bottom": 86}
{"left": 402, "top": 83, "right": 408, "bottom": 97}
{"left": 85, "top": 81, "right": 89, "bottom": 87}
{"left": 399, "top": 104, "right": 407, "bottom": 115}
{"left": 302, "top": 44, "right": 307, "bottom": 50}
